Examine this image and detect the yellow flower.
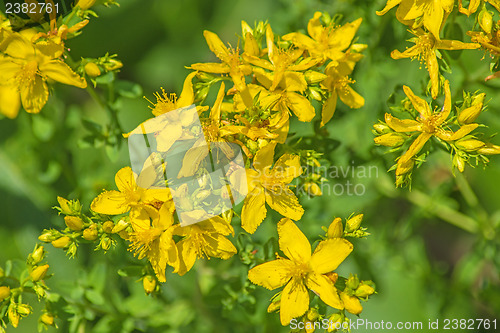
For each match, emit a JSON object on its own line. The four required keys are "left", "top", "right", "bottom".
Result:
{"left": 458, "top": 0, "right": 481, "bottom": 15}
{"left": 283, "top": 12, "right": 362, "bottom": 64}
{"left": 244, "top": 25, "right": 320, "bottom": 92}
{"left": 239, "top": 142, "right": 304, "bottom": 233}
{"left": 248, "top": 218, "right": 353, "bottom": 325}
{"left": 190, "top": 30, "right": 253, "bottom": 106}
{"left": 382, "top": 81, "right": 478, "bottom": 174}
{"left": 0, "top": 30, "right": 86, "bottom": 115}
{"left": 129, "top": 202, "right": 178, "bottom": 282}
{"left": 320, "top": 52, "right": 365, "bottom": 126}
{"left": 376, "top": 0, "right": 454, "bottom": 40}
{"left": 391, "top": 29, "right": 479, "bottom": 98}
{"left": 91, "top": 167, "right": 172, "bottom": 218}
{"left": 173, "top": 216, "right": 236, "bottom": 276}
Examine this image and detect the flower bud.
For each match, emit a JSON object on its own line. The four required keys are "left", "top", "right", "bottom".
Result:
{"left": 76, "top": 0, "right": 97, "bottom": 10}
{"left": 306, "top": 307, "right": 319, "bottom": 321}
{"left": 0, "top": 267, "right": 4, "bottom": 278}
{"left": 102, "top": 221, "right": 115, "bottom": 233}
{"left": 328, "top": 313, "right": 343, "bottom": 332}
{"left": 16, "top": 304, "right": 32, "bottom": 316}
{"left": 304, "top": 182, "right": 322, "bottom": 196}
{"left": 354, "top": 283, "right": 375, "bottom": 298}
{"left": 453, "top": 154, "right": 465, "bottom": 173}
{"left": 374, "top": 133, "right": 405, "bottom": 147}
{"left": 30, "top": 264, "right": 49, "bottom": 282}
{"left": 51, "top": 236, "right": 71, "bottom": 249}
{"left": 458, "top": 104, "right": 482, "bottom": 125}
{"left": 327, "top": 218, "right": 343, "bottom": 238}
{"left": 8, "top": 306, "right": 20, "bottom": 328}
{"left": 57, "top": 196, "right": 81, "bottom": 215}
{"left": 345, "top": 214, "right": 363, "bottom": 233}
{"left": 83, "top": 224, "right": 99, "bottom": 241}
{"left": 103, "top": 58, "right": 123, "bottom": 72}
{"left": 340, "top": 292, "right": 362, "bottom": 315}
{"left": 325, "top": 272, "right": 339, "bottom": 284}
{"left": 65, "top": 216, "right": 85, "bottom": 231}
{"left": 30, "top": 246, "right": 45, "bottom": 264}
{"left": 346, "top": 274, "right": 360, "bottom": 290}
{"left": 143, "top": 275, "right": 156, "bottom": 295}
{"left": 84, "top": 62, "right": 101, "bottom": 77}
{"left": 479, "top": 8, "right": 493, "bottom": 34}
{"left": 304, "top": 71, "right": 327, "bottom": 84}
{"left": 0, "top": 286, "right": 11, "bottom": 301}
{"left": 40, "top": 313, "right": 55, "bottom": 326}
{"left": 100, "top": 237, "right": 112, "bottom": 251}
{"left": 477, "top": 143, "right": 500, "bottom": 155}
{"left": 112, "top": 219, "right": 129, "bottom": 233}
{"left": 373, "top": 123, "right": 390, "bottom": 134}
{"left": 308, "top": 87, "right": 323, "bottom": 101}
{"left": 456, "top": 139, "right": 485, "bottom": 152}
{"left": 38, "top": 229, "right": 61, "bottom": 243}
{"left": 396, "top": 158, "right": 414, "bottom": 176}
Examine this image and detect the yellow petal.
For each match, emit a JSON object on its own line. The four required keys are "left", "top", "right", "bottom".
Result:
{"left": 399, "top": 132, "right": 432, "bottom": 163}
{"left": 273, "top": 154, "right": 303, "bottom": 183}
{"left": 0, "top": 57, "right": 21, "bottom": 83}
{"left": 321, "top": 91, "right": 338, "bottom": 127}
{"left": 248, "top": 259, "right": 294, "bottom": 290}
{"left": 340, "top": 292, "right": 362, "bottom": 315}
{"left": 241, "top": 186, "right": 267, "bottom": 234}
{"left": 91, "top": 190, "right": 129, "bottom": 215}
{"left": 426, "top": 52, "right": 440, "bottom": 99}
{"left": 338, "top": 86, "right": 364, "bottom": 109}
{"left": 310, "top": 238, "right": 353, "bottom": 274}
{"left": 282, "top": 71, "right": 308, "bottom": 92}
{"left": 20, "top": 75, "right": 48, "bottom": 114}
{"left": 277, "top": 218, "right": 311, "bottom": 262}
{"left": 243, "top": 32, "right": 260, "bottom": 57}
{"left": 307, "top": 12, "right": 323, "bottom": 41}
{"left": 190, "top": 62, "right": 230, "bottom": 74}
{"left": 176, "top": 238, "right": 197, "bottom": 276}
{"left": 436, "top": 80, "right": 451, "bottom": 123}
{"left": 253, "top": 141, "right": 277, "bottom": 171}
{"left": 209, "top": 81, "right": 225, "bottom": 122}
{"left": 203, "top": 30, "right": 229, "bottom": 61}
{"left": 403, "top": 85, "right": 431, "bottom": 118}
{"left": 265, "top": 187, "right": 304, "bottom": 221}
{"left": 287, "top": 92, "right": 315, "bottom": 122}
{"left": 384, "top": 113, "right": 422, "bottom": 132}
{"left": 39, "top": 60, "right": 87, "bottom": 88}
{"left": 0, "top": 84, "right": 20, "bottom": 118}
{"left": 280, "top": 278, "right": 309, "bottom": 326}
{"left": 376, "top": 0, "right": 402, "bottom": 16}
{"left": 423, "top": 0, "right": 444, "bottom": 40}
{"left": 115, "top": 167, "right": 137, "bottom": 193}
{"left": 328, "top": 18, "right": 362, "bottom": 52}
{"left": 177, "top": 71, "right": 197, "bottom": 106}
{"left": 206, "top": 233, "right": 237, "bottom": 259}
{"left": 436, "top": 123, "right": 479, "bottom": 141}
{"left": 306, "top": 272, "right": 343, "bottom": 309}
{"left": 391, "top": 45, "right": 420, "bottom": 59}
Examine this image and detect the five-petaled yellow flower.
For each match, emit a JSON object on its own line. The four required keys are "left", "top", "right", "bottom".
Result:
{"left": 91, "top": 167, "right": 172, "bottom": 219}
{"left": 376, "top": 0, "right": 454, "bottom": 40}
{"left": 391, "top": 28, "right": 479, "bottom": 98}
{"left": 383, "top": 81, "right": 478, "bottom": 175}
{"left": 283, "top": 12, "right": 362, "bottom": 64}
{"left": 248, "top": 218, "right": 353, "bottom": 325}
{"left": 0, "top": 29, "right": 87, "bottom": 115}
{"left": 237, "top": 142, "right": 304, "bottom": 233}
{"left": 129, "top": 201, "right": 179, "bottom": 282}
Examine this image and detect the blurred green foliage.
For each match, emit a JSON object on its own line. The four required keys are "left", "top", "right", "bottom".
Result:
{"left": 1, "top": 0, "right": 499, "bottom": 332}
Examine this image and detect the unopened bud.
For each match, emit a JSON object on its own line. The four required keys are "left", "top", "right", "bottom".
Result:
{"left": 477, "top": 143, "right": 500, "bottom": 155}
{"left": 346, "top": 214, "right": 363, "bottom": 232}
{"left": 102, "top": 221, "right": 115, "bottom": 233}
{"left": 30, "top": 246, "right": 45, "bottom": 264}
{"left": 143, "top": 275, "right": 156, "bottom": 295}
{"left": 40, "top": 313, "right": 55, "bottom": 326}
{"left": 56, "top": 196, "right": 81, "bottom": 215}
{"left": 30, "top": 264, "right": 49, "bottom": 282}
{"left": 306, "top": 308, "right": 319, "bottom": 321}
{"left": 308, "top": 87, "right": 323, "bottom": 101}
{"left": 456, "top": 139, "right": 485, "bottom": 152}
{"left": 374, "top": 132, "right": 405, "bottom": 147}
{"left": 396, "top": 159, "right": 414, "bottom": 176}
{"left": 0, "top": 286, "right": 11, "bottom": 301}
{"left": 373, "top": 123, "right": 390, "bottom": 134}
{"left": 8, "top": 306, "right": 20, "bottom": 328}
{"left": 458, "top": 104, "right": 482, "bottom": 125}
{"left": 354, "top": 283, "right": 375, "bottom": 298}
{"left": 479, "top": 8, "right": 493, "bottom": 34}
{"left": 51, "top": 236, "right": 72, "bottom": 249}
{"left": 84, "top": 62, "right": 101, "bottom": 77}
{"left": 76, "top": 0, "right": 97, "bottom": 10}
{"left": 65, "top": 216, "right": 85, "bottom": 231}
{"left": 83, "top": 224, "right": 99, "bottom": 241}
{"left": 100, "top": 237, "right": 112, "bottom": 251}
{"left": 346, "top": 274, "right": 360, "bottom": 290}
{"left": 304, "top": 71, "right": 327, "bottom": 84}
{"left": 340, "top": 292, "right": 362, "bottom": 315}
{"left": 327, "top": 218, "right": 343, "bottom": 238}
{"left": 112, "top": 219, "right": 129, "bottom": 233}
{"left": 103, "top": 58, "right": 123, "bottom": 72}
{"left": 304, "top": 182, "right": 322, "bottom": 196}
{"left": 16, "top": 304, "right": 32, "bottom": 316}
{"left": 453, "top": 154, "right": 465, "bottom": 173}
{"left": 38, "top": 229, "right": 61, "bottom": 243}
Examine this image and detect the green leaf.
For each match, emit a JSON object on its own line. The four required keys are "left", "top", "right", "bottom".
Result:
{"left": 117, "top": 266, "right": 143, "bottom": 278}
{"left": 85, "top": 288, "right": 105, "bottom": 306}
{"left": 32, "top": 115, "right": 55, "bottom": 142}
{"left": 96, "top": 72, "right": 115, "bottom": 85}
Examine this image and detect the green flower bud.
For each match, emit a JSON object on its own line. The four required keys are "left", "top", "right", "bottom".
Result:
{"left": 16, "top": 304, "right": 32, "bottom": 316}
{"left": 38, "top": 229, "right": 61, "bottom": 243}
{"left": 40, "top": 313, "right": 55, "bottom": 326}
{"left": 373, "top": 123, "right": 390, "bottom": 134}
{"left": 346, "top": 274, "right": 360, "bottom": 290}
{"left": 30, "top": 245, "right": 45, "bottom": 264}
{"left": 306, "top": 308, "right": 319, "bottom": 321}
{"left": 354, "top": 283, "right": 375, "bottom": 298}
{"left": 0, "top": 286, "right": 11, "bottom": 301}
{"left": 453, "top": 154, "right": 465, "bottom": 173}
{"left": 8, "top": 305, "right": 20, "bottom": 328}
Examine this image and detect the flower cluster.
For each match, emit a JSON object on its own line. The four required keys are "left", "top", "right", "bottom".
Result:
{"left": 375, "top": 1, "right": 500, "bottom": 186}
{"left": 35, "top": 12, "right": 376, "bottom": 329}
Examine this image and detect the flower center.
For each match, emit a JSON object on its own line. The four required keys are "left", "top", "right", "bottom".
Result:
{"left": 147, "top": 88, "right": 178, "bottom": 115}
{"left": 129, "top": 227, "right": 162, "bottom": 259}
{"left": 16, "top": 60, "right": 39, "bottom": 87}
